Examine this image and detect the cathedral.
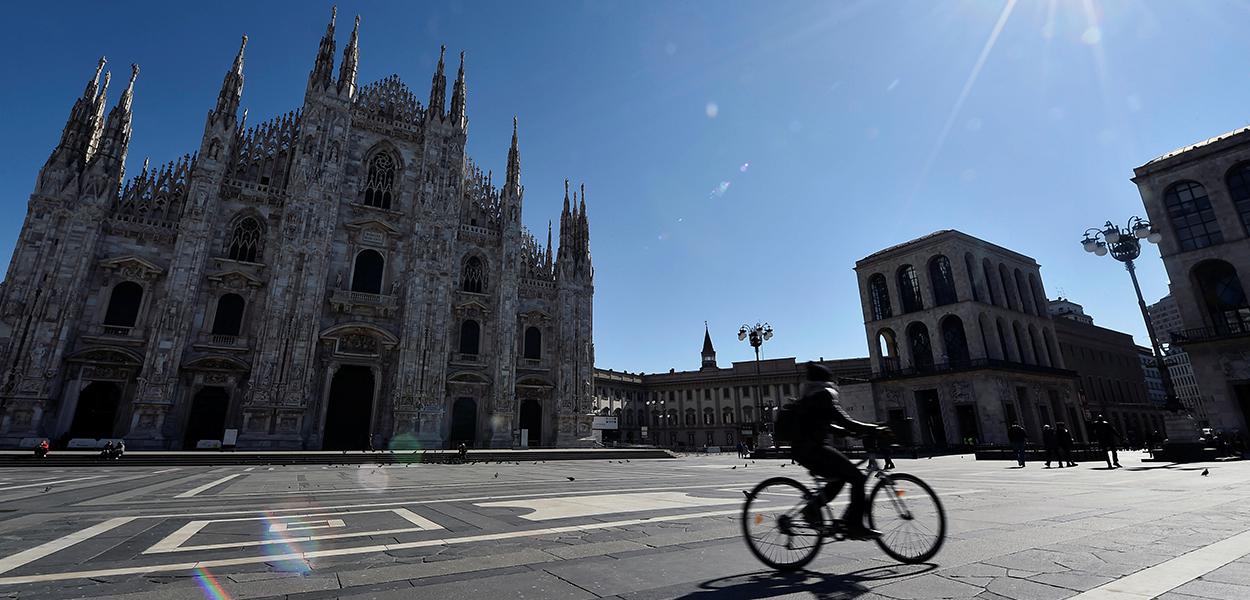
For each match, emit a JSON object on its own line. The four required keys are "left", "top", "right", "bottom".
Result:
{"left": 0, "top": 9, "right": 595, "bottom": 450}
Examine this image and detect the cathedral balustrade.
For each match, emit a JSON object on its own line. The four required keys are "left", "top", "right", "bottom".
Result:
{"left": 459, "top": 224, "right": 499, "bottom": 238}
{"left": 101, "top": 325, "right": 132, "bottom": 337}
{"left": 451, "top": 352, "right": 480, "bottom": 364}
{"left": 329, "top": 289, "right": 398, "bottom": 317}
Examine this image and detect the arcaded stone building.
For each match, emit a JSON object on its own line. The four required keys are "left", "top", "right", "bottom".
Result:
{"left": 593, "top": 326, "right": 873, "bottom": 449}
{"left": 856, "top": 230, "right": 1087, "bottom": 446}
{"left": 1133, "top": 130, "right": 1250, "bottom": 433}
{"left": 0, "top": 10, "right": 595, "bottom": 449}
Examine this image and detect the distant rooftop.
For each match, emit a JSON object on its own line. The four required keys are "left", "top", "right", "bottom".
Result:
{"left": 1139, "top": 124, "right": 1250, "bottom": 169}
{"left": 857, "top": 229, "right": 1037, "bottom": 266}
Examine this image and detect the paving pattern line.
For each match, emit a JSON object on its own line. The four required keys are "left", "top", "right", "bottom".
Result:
{"left": 0, "top": 476, "right": 105, "bottom": 493}
{"left": 1068, "top": 527, "right": 1250, "bottom": 600}
{"left": 0, "top": 506, "right": 771, "bottom": 585}
{"left": 174, "top": 473, "right": 243, "bottom": 498}
{"left": 0, "top": 517, "right": 136, "bottom": 576}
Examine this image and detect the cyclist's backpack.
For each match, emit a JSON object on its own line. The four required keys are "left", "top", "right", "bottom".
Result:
{"left": 773, "top": 401, "right": 799, "bottom": 444}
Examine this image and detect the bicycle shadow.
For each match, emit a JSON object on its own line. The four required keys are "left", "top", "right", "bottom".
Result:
{"left": 673, "top": 563, "right": 937, "bottom": 599}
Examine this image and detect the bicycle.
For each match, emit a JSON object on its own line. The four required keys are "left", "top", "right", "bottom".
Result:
{"left": 741, "top": 451, "right": 946, "bottom": 571}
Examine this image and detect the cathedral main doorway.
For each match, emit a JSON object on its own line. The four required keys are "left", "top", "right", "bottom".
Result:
{"left": 183, "top": 386, "right": 229, "bottom": 449}
{"left": 68, "top": 382, "right": 121, "bottom": 440}
{"left": 520, "top": 399, "right": 542, "bottom": 448}
{"left": 450, "top": 397, "right": 477, "bottom": 448}
{"left": 323, "top": 365, "right": 375, "bottom": 451}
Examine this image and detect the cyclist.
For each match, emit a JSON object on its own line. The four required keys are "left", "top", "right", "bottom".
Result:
{"left": 793, "top": 362, "right": 890, "bottom": 539}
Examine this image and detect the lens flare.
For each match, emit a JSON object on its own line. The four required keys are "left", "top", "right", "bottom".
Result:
{"left": 194, "top": 567, "right": 232, "bottom": 600}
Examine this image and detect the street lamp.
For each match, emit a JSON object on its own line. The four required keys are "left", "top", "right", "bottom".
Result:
{"left": 1079, "top": 217, "right": 1198, "bottom": 445}
{"left": 739, "top": 323, "right": 774, "bottom": 443}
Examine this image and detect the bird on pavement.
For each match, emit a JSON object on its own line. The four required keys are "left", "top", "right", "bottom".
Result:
{"left": 494, "top": 473, "right": 499, "bottom": 478}
{"left": 1202, "top": 469, "right": 1210, "bottom": 476}
{"left": 42, "top": 486, "right": 50, "bottom": 492}
{"left": 731, "top": 466, "right": 737, "bottom": 470}
{"left": 567, "top": 476, "right": 576, "bottom": 481}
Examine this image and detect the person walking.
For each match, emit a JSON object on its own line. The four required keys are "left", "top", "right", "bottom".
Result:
{"left": 1042, "top": 424, "right": 1060, "bottom": 468}
{"left": 1007, "top": 423, "right": 1028, "bottom": 467}
{"left": 1091, "top": 415, "right": 1122, "bottom": 468}
{"left": 1056, "top": 422, "right": 1077, "bottom": 467}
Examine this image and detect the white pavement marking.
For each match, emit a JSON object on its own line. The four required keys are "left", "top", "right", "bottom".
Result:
{"left": 269, "top": 519, "right": 345, "bottom": 533}
{"left": 0, "top": 505, "right": 769, "bottom": 585}
{"left": 0, "top": 517, "right": 135, "bottom": 576}
{"left": 243, "top": 467, "right": 256, "bottom": 472}
{"left": 477, "top": 491, "right": 741, "bottom": 521}
{"left": 151, "top": 468, "right": 180, "bottom": 475}
{"left": 143, "top": 508, "right": 444, "bottom": 554}
{"left": 173, "top": 473, "right": 243, "bottom": 498}
{"left": 1069, "top": 528, "right": 1250, "bottom": 600}
{"left": 183, "top": 473, "right": 699, "bottom": 500}
{"left": 0, "top": 476, "right": 104, "bottom": 493}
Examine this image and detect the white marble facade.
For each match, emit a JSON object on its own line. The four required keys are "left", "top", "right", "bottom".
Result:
{"left": 0, "top": 9, "right": 595, "bottom": 450}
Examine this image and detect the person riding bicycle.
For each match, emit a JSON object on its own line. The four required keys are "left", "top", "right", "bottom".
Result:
{"left": 792, "top": 362, "right": 890, "bottom": 539}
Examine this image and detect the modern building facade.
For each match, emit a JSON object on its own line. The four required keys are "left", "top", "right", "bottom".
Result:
{"left": 1133, "top": 127, "right": 1250, "bottom": 432}
{"left": 1047, "top": 298, "right": 1094, "bottom": 325}
{"left": 0, "top": 10, "right": 595, "bottom": 449}
{"left": 593, "top": 326, "right": 872, "bottom": 449}
{"left": 1148, "top": 294, "right": 1185, "bottom": 346}
{"left": 1166, "top": 350, "right": 1209, "bottom": 426}
{"left": 856, "top": 230, "right": 1086, "bottom": 447}
{"left": 1051, "top": 318, "right": 1165, "bottom": 444}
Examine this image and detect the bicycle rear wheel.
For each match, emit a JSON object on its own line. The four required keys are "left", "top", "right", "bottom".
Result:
{"left": 867, "top": 472, "right": 946, "bottom": 564}
{"left": 741, "top": 477, "right": 826, "bottom": 571}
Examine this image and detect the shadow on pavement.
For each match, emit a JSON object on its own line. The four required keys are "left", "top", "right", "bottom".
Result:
{"left": 675, "top": 563, "right": 936, "bottom": 599}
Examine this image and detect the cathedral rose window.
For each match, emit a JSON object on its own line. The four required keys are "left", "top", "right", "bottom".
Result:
{"left": 363, "top": 152, "right": 396, "bottom": 209}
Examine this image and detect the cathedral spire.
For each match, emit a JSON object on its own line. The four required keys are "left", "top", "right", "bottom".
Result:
{"left": 546, "top": 220, "right": 554, "bottom": 267}
{"left": 96, "top": 64, "right": 138, "bottom": 165}
{"left": 212, "top": 35, "right": 246, "bottom": 125}
{"left": 85, "top": 56, "right": 106, "bottom": 99}
{"left": 338, "top": 15, "right": 360, "bottom": 97}
{"left": 449, "top": 50, "right": 466, "bottom": 128}
{"left": 428, "top": 45, "right": 447, "bottom": 118}
{"left": 505, "top": 116, "right": 520, "bottom": 192}
{"left": 308, "top": 6, "right": 337, "bottom": 91}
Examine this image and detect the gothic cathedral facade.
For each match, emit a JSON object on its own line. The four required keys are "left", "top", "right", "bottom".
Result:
{"left": 0, "top": 10, "right": 595, "bottom": 450}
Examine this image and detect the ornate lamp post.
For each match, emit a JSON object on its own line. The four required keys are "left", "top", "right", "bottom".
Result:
{"left": 738, "top": 323, "right": 774, "bottom": 445}
{"left": 1080, "top": 217, "right": 1200, "bottom": 447}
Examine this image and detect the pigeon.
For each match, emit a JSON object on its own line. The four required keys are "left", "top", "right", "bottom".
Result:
{"left": 744, "top": 464, "right": 749, "bottom": 468}
{"left": 731, "top": 466, "right": 737, "bottom": 470}
{"left": 42, "top": 486, "right": 50, "bottom": 493}
{"left": 1202, "top": 469, "right": 1210, "bottom": 476}
{"left": 626, "top": 460, "right": 630, "bottom": 463}
{"left": 781, "top": 464, "right": 787, "bottom": 468}
{"left": 494, "top": 473, "right": 499, "bottom": 478}
{"left": 567, "top": 476, "right": 576, "bottom": 481}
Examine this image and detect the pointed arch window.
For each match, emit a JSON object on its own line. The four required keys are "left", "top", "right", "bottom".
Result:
{"left": 897, "top": 265, "right": 924, "bottom": 313}
{"left": 226, "top": 217, "right": 263, "bottom": 263}
{"left": 929, "top": 255, "right": 958, "bottom": 306}
{"left": 868, "top": 274, "right": 892, "bottom": 320}
{"left": 103, "top": 282, "right": 143, "bottom": 327}
{"left": 462, "top": 256, "right": 485, "bottom": 293}
{"left": 211, "top": 293, "right": 245, "bottom": 336}
{"left": 459, "top": 320, "right": 481, "bottom": 355}
{"left": 362, "top": 152, "right": 397, "bottom": 209}
{"left": 1165, "top": 181, "right": 1222, "bottom": 251}
{"left": 523, "top": 327, "right": 542, "bottom": 360}
{"left": 351, "top": 250, "right": 385, "bottom": 294}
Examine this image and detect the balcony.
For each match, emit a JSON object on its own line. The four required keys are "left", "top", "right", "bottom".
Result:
{"left": 1172, "top": 317, "right": 1250, "bottom": 345}
{"left": 329, "top": 288, "right": 399, "bottom": 317}
{"left": 872, "top": 358, "right": 1074, "bottom": 381}
{"left": 452, "top": 352, "right": 480, "bottom": 363}
{"left": 101, "top": 325, "right": 132, "bottom": 336}
{"left": 211, "top": 334, "right": 238, "bottom": 346}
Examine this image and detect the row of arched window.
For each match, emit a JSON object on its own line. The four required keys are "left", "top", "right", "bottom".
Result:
{"left": 458, "top": 321, "right": 544, "bottom": 360}
{"left": 1162, "top": 164, "right": 1250, "bottom": 252}
{"left": 877, "top": 314, "right": 1059, "bottom": 372}
{"left": 103, "top": 282, "right": 247, "bottom": 337}
{"left": 342, "top": 252, "right": 487, "bottom": 296}
{"left": 1190, "top": 259, "right": 1250, "bottom": 333}
{"left": 636, "top": 406, "right": 751, "bottom": 428}
{"left": 867, "top": 253, "right": 1046, "bottom": 320}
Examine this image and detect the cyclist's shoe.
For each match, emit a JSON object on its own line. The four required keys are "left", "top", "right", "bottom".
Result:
{"left": 844, "top": 525, "right": 881, "bottom": 540}
{"left": 801, "top": 502, "right": 822, "bottom": 527}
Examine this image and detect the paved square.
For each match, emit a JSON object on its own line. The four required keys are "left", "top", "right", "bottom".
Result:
{"left": 0, "top": 452, "right": 1247, "bottom": 599}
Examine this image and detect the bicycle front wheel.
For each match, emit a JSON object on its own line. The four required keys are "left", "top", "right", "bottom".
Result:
{"left": 867, "top": 472, "right": 946, "bottom": 564}
{"left": 741, "top": 477, "right": 825, "bottom": 571}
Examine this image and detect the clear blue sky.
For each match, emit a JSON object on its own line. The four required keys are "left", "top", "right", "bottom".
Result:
{"left": 1, "top": 1, "right": 1246, "bottom": 373}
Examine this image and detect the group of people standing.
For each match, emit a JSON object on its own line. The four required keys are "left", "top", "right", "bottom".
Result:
{"left": 1007, "top": 415, "right": 1125, "bottom": 469}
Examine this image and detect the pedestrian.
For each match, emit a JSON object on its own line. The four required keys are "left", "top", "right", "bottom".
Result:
{"left": 736, "top": 441, "right": 745, "bottom": 459}
{"left": 100, "top": 441, "right": 114, "bottom": 460}
{"left": 112, "top": 440, "right": 125, "bottom": 460}
{"left": 457, "top": 441, "right": 468, "bottom": 462}
{"left": 34, "top": 439, "right": 49, "bottom": 458}
{"left": 1091, "top": 414, "right": 1122, "bottom": 468}
{"left": 1007, "top": 422, "right": 1028, "bottom": 467}
{"left": 1042, "top": 424, "right": 1059, "bottom": 468}
{"left": 1056, "top": 422, "right": 1077, "bottom": 467}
